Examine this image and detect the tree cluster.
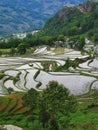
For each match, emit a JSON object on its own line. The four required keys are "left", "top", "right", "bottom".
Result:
{"left": 23, "top": 81, "right": 77, "bottom": 130}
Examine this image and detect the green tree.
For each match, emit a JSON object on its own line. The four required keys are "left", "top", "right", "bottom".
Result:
{"left": 23, "top": 81, "right": 77, "bottom": 130}
{"left": 26, "top": 33, "right": 33, "bottom": 38}
{"left": 23, "top": 88, "right": 39, "bottom": 110}
{"left": 0, "top": 51, "right": 2, "bottom": 56}
{"left": 78, "top": 36, "right": 85, "bottom": 50}
{"left": 7, "top": 38, "right": 21, "bottom": 48}
{"left": 10, "top": 47, "right": 16, "bottom": 56}
{"left": 17, "top": 43, "right": 26, "bottom": 54}
{"left": 39, "top": 81, "right": 77, "bottom": 129}
{"left": 92, "top": 34, "right": 98, "bottom": 43}
{"left": 22, "top": 88, "right": 39, "bottom": 121}
{"left": 57, "top": 35, "right": 65, "bottom": 41}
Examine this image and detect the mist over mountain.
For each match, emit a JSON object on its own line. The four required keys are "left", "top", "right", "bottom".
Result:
{"left": 0, "top": 0, "right": 85, "bottom": 36}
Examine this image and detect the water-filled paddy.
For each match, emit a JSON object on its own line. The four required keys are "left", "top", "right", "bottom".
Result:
{"left": 36, "top": 71, "right": 96, "bottom": 94}
{"left": 89, "top": 58, "right": 98, "bottom": 68}
{"left": 0, "top": 47, "right": 98, "bottom": 95}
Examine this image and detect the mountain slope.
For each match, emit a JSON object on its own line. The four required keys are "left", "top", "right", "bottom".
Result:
{"left": 0, "top": 0, "right": 85, "bottom": 36}
{"left": 40, "top": 1, "right": 98, "bottom": 42}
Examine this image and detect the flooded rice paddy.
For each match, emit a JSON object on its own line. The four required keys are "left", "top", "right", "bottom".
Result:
{"left": 0, "top": 47, "right": 98, "bottom": 95}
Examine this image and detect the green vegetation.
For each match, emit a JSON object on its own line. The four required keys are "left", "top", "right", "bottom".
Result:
{"left": 0, "top": 1, "right": 98, "bottom": 130}
{"left": 10, "top": 47, "right": 16, "bottom": 56}
{"left": 23, "top": 81, "right": 77, "bottom": 130}
{"left": 0, "top": 73, "right": 5, "bottom": 79}
{"left": 1, "top": 83, "right": 98, "bottom": 129}
{"left": 0, "top": 34, "right": 86, "bottom": 56}
{"left": 54, "top": 57, "right": 90, "bottom": 71}
{"left": 40, "top": 1, "right": 98, "bottom": 42}
{"left": 0, "top": 1, "right": 97, "bottom": 55}
{"left": 0, "top": 0, "right": 85, "bottom": 36}
{"left": 55, "top": 58, "right": 79, "bottom": 71}
{"left": 36, "top": 82, "right": 42, "bottom": 89}
{"left": 41, "top": 61, "right": 57, "bottom": 71}
{"left": 17, "top": 43, "right": 26, "bottom": 55}
{"left": 34, "top": 70, "right": 40, "bottom": 80}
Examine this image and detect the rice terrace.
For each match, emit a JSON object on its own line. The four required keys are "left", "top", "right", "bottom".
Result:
{"left": 0, "top": 0, "right": 98, "bottom": 129}
{"left": 0, "top": 46, "right": 98, "bottom": 96}
{"left": 0, "top": 44, "right": 98, "bottom": 130}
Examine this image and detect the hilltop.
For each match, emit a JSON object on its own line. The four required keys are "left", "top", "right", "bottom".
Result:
{"left": 40, "top": 1, "right": 98, "bottom": 43}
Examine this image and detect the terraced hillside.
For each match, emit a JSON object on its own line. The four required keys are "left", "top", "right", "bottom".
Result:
{"left": 0, "top": 45, "right": 98, "bottom": 130}
{"left": 0, "top": 93, "right": 29, "bottom": 115}
{"left": 0, "top": 93, "right": 31, "bottom": 130}
{"left": 1, "top": 89, "right": 98, "bottom": 130}
{"left": 0, "top": 46, "right": 98, "bottom": 96}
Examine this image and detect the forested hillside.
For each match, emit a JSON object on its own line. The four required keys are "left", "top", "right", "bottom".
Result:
{"left": 0, "top": 0, "right": 85, "bottom": 36}
{"left": 40, "top": 1, "right": 98, "bottom": 43}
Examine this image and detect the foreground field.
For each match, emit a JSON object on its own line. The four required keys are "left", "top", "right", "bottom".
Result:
{"left": 1, "top": 90, "right": 98, "bottom": 130}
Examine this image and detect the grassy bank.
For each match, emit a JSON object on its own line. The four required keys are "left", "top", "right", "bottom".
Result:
{"left": 0, "top": 90, "right": 98, "bottom": 130}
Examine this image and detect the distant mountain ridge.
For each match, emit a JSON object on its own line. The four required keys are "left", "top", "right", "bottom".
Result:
{"left": 0, "top": 0, "right": 85, "bottom": 36}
